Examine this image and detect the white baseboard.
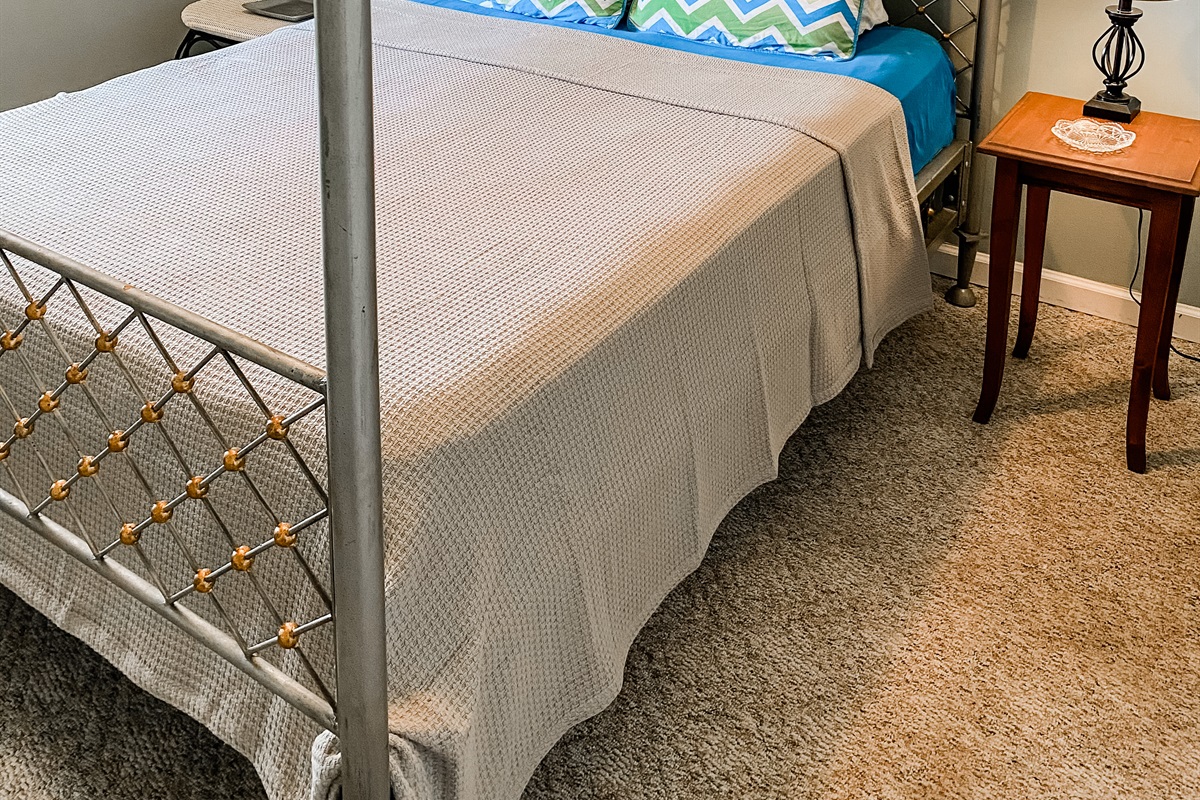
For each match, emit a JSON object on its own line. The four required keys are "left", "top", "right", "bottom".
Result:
{"left": 929, "top": 244, "right": 1200, "bottom": 345}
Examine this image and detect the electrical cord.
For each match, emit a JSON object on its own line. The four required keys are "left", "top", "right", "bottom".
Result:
{"left": 1127, "top": 209, "right": 1200, "bottom": 364}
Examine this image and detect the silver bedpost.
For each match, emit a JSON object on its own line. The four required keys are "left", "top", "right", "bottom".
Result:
{"left": 947, "top": 0, "right": 1002, "bottom": 308}
{"left": 315, "top": 0, "right": 391, "bottom": 798}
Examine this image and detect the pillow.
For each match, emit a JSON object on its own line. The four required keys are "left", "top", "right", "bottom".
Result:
{"left": 859, "top": 0, "right": 888, "bottom": 33}
{"left": 465, "top": 0, "right": 625, "bottom": 27}
{"left": 627, "top": 0, "right": 868, "bottom": 59}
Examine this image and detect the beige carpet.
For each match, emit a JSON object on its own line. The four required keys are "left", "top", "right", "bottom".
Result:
{"left": 3, "top": 279, "right": 1198, "bottom": 800}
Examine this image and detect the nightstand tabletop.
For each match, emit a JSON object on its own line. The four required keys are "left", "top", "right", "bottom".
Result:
{"left": 978, "top": 92, "right": 1200, "bottom": 197}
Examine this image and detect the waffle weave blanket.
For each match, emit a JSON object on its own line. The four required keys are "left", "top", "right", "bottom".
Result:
{"left": 0, "top": 2, "right": 930, "bottom": 797}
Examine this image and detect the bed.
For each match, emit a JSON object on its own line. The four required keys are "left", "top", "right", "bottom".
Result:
{"left": 0, "top": 1, "right": 1000, "bottom": 798}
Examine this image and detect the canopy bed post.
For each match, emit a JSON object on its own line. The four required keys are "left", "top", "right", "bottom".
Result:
{"left": 315, "top": 0, "right": 391, "bottom": 797}
{"left": 947, "top": 0, "right": 1003, "bottom": 308}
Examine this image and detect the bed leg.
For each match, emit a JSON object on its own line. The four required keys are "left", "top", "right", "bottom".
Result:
{"left": 947, "top": 233, "right": 981, "bottom": 307}
{"left": 947, "top": 150, "right": 980, "bottom": 308}
{"left": 947, "top": 0, "right": 1003, "bottom": 309}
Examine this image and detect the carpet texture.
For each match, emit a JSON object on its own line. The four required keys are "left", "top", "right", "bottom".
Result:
{"left": 2, "top": 278, "right": 1198, "bottom": 800}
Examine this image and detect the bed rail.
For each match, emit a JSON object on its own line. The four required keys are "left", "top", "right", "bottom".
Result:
{"left": 0, "top": 231, "right": 325, "bottom": 391}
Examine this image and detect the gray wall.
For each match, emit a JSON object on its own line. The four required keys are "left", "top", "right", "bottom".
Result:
{"left": 985, "top": 0, "right": 1200, "bottom": 307}
{"left": 0, "top": 0, "right": 190, "bottom": 112}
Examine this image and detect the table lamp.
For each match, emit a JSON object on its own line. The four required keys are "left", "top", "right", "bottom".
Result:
{"left": 1083, "top": 0, "right": 1175, "bottom": 122}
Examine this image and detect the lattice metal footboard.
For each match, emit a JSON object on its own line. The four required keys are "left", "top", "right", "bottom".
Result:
{"left": 0, "top": 229, "right": 338, "bottom": 731}
{"left": 0, "top": 2, "right": 392, "bottom": 795}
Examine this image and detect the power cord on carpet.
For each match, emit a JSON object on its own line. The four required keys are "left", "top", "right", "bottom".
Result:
{"left": 1128, "top": 209, "right": 1200, "bottom": 364}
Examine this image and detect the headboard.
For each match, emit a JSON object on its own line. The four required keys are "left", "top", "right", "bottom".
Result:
{"left": 883, "top": 0, "right": 1001, "bottom": 140}
{"left": 885, "top": 0, "right": 1002, "bottom": 307}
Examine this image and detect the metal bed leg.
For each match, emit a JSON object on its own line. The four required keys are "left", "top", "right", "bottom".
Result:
{"left": 946, "top": 0, "right": 1004, "bottom": 309}
{"left": 315, "top": 0, "right": 391, "bottom": 797}
{"left": 948, "top": 152, "right": 981, "bottom": 308}
{"left": 949, "top": 235, "right": 982, "bottom": 307}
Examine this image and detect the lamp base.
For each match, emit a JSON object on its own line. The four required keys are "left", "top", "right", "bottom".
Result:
{"left": 1083, "top": 91, "right": 1141, "bottom": 123}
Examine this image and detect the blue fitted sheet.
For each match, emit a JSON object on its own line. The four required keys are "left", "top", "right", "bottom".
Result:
{"left": 408, "top": 0, "right": 958, "bottom": 173}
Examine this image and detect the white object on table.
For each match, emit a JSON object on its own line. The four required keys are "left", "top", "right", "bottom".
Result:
{"left": 1051, "top": 118, "right": 1137, "bottom": 154}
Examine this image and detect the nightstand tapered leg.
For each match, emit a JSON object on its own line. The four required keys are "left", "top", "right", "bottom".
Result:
{"left": 1013, "top": 185, "right": 1051, "bottom": 359}
{"left": 1153, "top": 196, "right": 1194, "bottom": 401}
{"left": 974, "top": 159, "right": 1023, "bottom": 424}
{"left": 1128, "top": 195, "right": 1185, "bottom": 472}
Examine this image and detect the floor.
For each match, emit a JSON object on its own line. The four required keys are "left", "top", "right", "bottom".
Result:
{"left": 2, "top": 279, "right": 1198, "bottom": 800}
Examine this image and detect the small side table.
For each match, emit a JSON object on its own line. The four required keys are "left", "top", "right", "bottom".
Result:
{"left": 973, "top": 92, "right": 1200, "bottom": 473}
{"left": 176, "top": 0, "right": 294, "bottom": 59}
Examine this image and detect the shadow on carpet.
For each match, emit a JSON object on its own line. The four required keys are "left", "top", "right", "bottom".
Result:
{"left": 3, "top": 279, "right": 1198, "bottom": 800}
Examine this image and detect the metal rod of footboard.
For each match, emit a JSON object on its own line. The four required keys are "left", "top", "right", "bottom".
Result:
{"left": 315, "top": 0, "right": 391, "bottom": 798}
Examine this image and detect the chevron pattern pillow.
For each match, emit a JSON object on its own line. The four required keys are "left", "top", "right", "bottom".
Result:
{"left": 628, "top": 0, "right": 867, "bottom": 59}
{"left": 467, "top": 0, "right": 626, "bottom": 26}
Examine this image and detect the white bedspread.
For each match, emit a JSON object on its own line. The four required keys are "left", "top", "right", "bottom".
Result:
{"left": 0, "top": 2, "right": 930, "bottom": 798}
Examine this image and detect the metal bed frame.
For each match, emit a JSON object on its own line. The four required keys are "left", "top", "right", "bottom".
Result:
{"left": 0, "top": 2, "right": 1000, "bottom": 798}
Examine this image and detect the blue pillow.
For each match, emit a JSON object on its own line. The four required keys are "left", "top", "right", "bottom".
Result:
{"left": 463, "top": 0, "right": 626, "bottom": 27}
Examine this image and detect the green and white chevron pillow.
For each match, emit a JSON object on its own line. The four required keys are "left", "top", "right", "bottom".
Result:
{"left": 628, "top": 0, "right": 868, "bottom": 59}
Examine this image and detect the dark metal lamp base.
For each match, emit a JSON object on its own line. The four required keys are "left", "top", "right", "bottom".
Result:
{"left": 1083, "top": 92, "right": 1141, "bottom": 123}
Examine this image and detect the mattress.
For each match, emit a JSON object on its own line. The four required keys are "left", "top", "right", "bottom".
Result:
{"left": 415, "top": 0, "right": 959, "bottom": 173}
{"left": 0, "top": 2, "right": 932, "bottom": 799}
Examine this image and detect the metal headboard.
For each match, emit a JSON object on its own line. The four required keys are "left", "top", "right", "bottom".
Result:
{"left": 887, "top": 0, "right": 1002, "bottom": 307}
{"left": 885, "top": 0, "right": 1000, "bottom": 136}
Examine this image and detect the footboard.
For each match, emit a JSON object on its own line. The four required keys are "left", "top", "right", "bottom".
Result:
{"left": 0, "top": 229, "right": 337, "bottom": 731}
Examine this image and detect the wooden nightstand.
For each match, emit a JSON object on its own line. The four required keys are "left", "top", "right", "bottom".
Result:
{"left": 972, "top": 92, "right": 1200, "bottom": 473}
